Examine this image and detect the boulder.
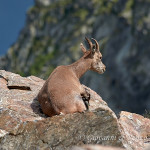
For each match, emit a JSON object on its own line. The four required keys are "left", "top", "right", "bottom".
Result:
{"left": 119, "top": 111, "right": 150, "bottom": 150}
{"left": 72, "top": 145, "right": 125, "bottom": 150}
{"left": 0, "top": 70, "right": 123, "bottom": 149}
{"left": 0, "top": 70, "right": 150, "bottom": 150}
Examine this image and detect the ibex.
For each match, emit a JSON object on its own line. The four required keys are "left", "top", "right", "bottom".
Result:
{"left": 38, "top": 37, "right": 106, "bottom": 117}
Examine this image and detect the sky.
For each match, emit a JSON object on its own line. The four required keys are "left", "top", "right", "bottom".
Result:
{"left": 0, "top": 0, "right": 34, "bottom": 56}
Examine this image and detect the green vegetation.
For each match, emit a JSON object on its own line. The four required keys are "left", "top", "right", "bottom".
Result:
{"left": 28, "top": 0, "right": 73, "bottom": 29}
{"left": 28, "top": 6, "right": 39, "bottom": 14}
{"left": 125, "top": 0, "right": 134, "bottom": 11}
{"left": 29, "top": 37, "right": 52, "bottom": 53}
{"left": 45, "top": 16, "right": 57, "bottom": 24}
{"left": 70, "top": 44, "right": 81, "bottom": 60}
{"left": 119, "top": 0, "right": 134, "bottom": 23}
{"left": 137, "top": 16, "right": 149, "bottom": 30}
{"left": 11, "top": 49, "right": 17, "bottom": 62}
{"left": 44, "top": 66, "right": 55, "bottom": 78}
{"left": 32, "top": 38, "right": 46, "bottom": 52}
{"left": 29, "top": 50, "right": 56, "bottom": 76}
{"left": 94, "top": 0, "right": 118, "bottom": 14}
{"left": 47, "top": 0, "right": 72, "bottom": 9}
{"left": 99, "top": 37, "right": 109, "bottom": 52}
{"left": 41, "top": 10, "right": 57, "bottom": 25}
{"left": 73, "top": 9, "right": 88, "bottom": 21}
{"left": 16, "top": 71, "right": 25, "bottom": 77}
{"left": 27, "top": 36, "right": 56, "bottom": 76}
{"left": 143, "top": 110, "right": 150, "bottom": 119}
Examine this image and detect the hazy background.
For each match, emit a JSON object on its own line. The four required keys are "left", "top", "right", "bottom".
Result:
{"left": 0, "top": 0, "right": 150, "bottom": 115}
{"left": 0, "top": 0, "right": 33, "bottom": 55}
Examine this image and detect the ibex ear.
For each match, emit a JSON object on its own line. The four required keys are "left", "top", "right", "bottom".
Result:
{"left": 92, "top": 44, "right": 96, "bottom": 54}
{"left": 80, "top": 43, "right": 86, "bottom": 53}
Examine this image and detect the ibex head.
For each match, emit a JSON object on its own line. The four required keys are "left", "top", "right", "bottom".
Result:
{"left": 80, "top": 37, "right": 106, "bottom": 74}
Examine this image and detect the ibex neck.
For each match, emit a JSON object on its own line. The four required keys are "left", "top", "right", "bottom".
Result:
{"left": 70, "top": 57, "right": 92, "bottom": 79}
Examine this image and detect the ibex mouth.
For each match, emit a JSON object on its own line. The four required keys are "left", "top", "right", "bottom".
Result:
{"left": 93, "top": 68, "right": 105, "bottom": 74}
{"left": 102, "top": 68, "right": 106, "bottom": 73}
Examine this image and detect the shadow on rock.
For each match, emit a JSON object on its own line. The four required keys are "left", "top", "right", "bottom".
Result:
{"left": 30, "top": 96, "right": 48, "bottom": 118}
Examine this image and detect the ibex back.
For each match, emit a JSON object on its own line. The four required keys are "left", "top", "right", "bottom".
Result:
{"left": 38, "top": 37, "right": 106, "bottom": 117}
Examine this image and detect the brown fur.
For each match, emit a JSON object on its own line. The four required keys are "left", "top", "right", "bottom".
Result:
{"left": 38, "top": 38, "right": 106, "bottom": 117}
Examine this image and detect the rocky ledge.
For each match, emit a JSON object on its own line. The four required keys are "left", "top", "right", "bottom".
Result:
{"left": 0, "top": 70, "right": 149, "bottom": 150}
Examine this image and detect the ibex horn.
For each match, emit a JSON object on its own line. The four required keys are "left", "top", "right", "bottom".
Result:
{"left": 91, "top": 38, "right": 99, "bottom": 51}
{"left": 85, "top": 37, "right": 92, "bottom": 50}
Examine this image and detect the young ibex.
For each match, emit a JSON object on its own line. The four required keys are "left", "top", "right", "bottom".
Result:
{"left": 38, "top": 37, "right": 106, "bottom": 117}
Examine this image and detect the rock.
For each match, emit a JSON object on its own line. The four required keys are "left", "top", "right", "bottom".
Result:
{"left": 0, "top": 70, "right": 124, "bottom": 149}
{"left": 145, "top": 145, "right": 150, "bottom": 150}
{"left": 0, "top": 70, "right": 46, "bottom": 123}
{"left": 119, "top": 111, "right": 150, "bottom": 150}
{"left": 0, "top": 70, "right": 150, "bottom": 150}
{"left": 82, "top": 84, "right": 107, "bottom": 110}
{"left": 72, "top": 145, "right": 125, "bottom": 150}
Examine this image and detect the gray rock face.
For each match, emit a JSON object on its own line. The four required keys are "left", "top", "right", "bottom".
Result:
{"left": 0, "top": 0, "right": 150, "bottom": 114}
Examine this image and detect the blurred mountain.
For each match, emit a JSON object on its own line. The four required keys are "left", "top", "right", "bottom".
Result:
{"left": 0, "top": 0, "right": 150, "bottom": 114}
